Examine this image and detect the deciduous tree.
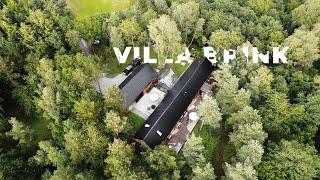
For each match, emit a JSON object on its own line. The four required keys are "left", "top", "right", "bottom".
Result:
{"left": 258, "top": 140, "right": 320, "bottom": 180}
{"left": 148, "top": 15, "right": 182, "bottom": 69}
{"left": 119, "top": 19, "right": 142, "bottom": 46}
{"left": 6, "top": 118, "right": 34, "bottom": 147}
{"left": 34, "top": 141, "right": 69, "bottom": 168}
{"left": 229, "top": 122, "right": 267, "bottom": 149}
{"left": 227, "top": 106, "right": 261, "bottom": 129}
{"left": 144, "top": 145, "right": 179, "bottom": 178}
{"left": 103, "top": 86, "right": 125, "bottom": 112}
{"left": 183, "top": 134, "right": 206, "bottom": 166}
{"left": 225, "top": 161, "right": 257, "bottom": 180}
{"left": 109, "top": 26, "right": 124, "bottom": 50}
{"left": 192, "top": 163, "right": 216, "bottom": 180}
{"left": 171, "top": 1, "right": 205, "bottom": 47}
{"left": 105, "top": 139, "right": 135, "bottom": 178}
{"left": 283, "top": 28, "right": 319, "bottom": 70}
{"left": 292, "top": 0, "right": 320, "bottom": 28}
{"left": 198, "top": 97, "right": 222, "bottom": 129}
{"left": 246, "top": 0, "right": 275, "bottom": 14}
{"left": 260, "top": 91, "right": 320, "bottom": 142}
{"left": 236, "top": 140, "right": 264, "bottom": 167}
{"left": 153, "top": 0, "right": 169, "bottom": 14}
{"left": 73, "top": 99, "right": 97, "bottom": 124}
{"left": 246, "top": 66, "right": 273, "bottom": 105}
{"left": 209, "top": 29, "right": 243, "bottom": 52}
{"left": 104, "top": 110, "right": 128, "bottom": 136}
{"left": 215, "top": 74, "right": 251, "bottom": 115}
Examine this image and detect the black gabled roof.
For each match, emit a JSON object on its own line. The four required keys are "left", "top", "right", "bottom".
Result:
{"left": 119, "top": 63, "right": 158, "bottom": 108}
{"left": 135, "top": 58, "right": 216, "bottom": 148}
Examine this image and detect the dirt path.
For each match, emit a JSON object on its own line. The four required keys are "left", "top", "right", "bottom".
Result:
{"left": 212, "top": 131, "right": 229, "bottom": 179}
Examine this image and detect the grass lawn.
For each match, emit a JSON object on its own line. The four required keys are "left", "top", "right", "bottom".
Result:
{"left": 67, "top": 0, "right": 131, "bottom": 17}
{"left": 170, "top": 64, "right": 188, "bottom": 76}
{"left": 194, "top": 122, "right": 233, "bottom": 176}
{"left": 128, "top": 112, "right": 144, "bottom": 131}
{"left": 194, "top": 124, "right": 221, "bottom": 162}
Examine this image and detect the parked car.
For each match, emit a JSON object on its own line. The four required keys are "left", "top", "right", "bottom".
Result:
{"left": 123, "top": 65, "right": 134, "bottom": 75}
{"left": 132, "top": 58, "right": 142, "bottom": 67}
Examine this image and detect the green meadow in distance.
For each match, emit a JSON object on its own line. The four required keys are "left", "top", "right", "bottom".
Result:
{"left": 67, "top": 0, "right": 131, "bottom": 17}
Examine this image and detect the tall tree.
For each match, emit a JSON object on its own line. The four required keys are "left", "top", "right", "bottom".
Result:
{"left": 104, "top": 110, "right": 128, "bottom": 136}
{"left": 245, "top": 15, "right": 285, "bottom": 47}
{"left": 229, "top": 121, "right": 267, "bottom": 149}
{"left": 103, "top": 86, "right": 125, "bottom": 112}
{"left": 64, "top": 122, "right": 109, "bottom": 167}
{"left": 313, "top": 75, "right": 320, "bottom": 91}
{"left": 34, "top": 141, "right": 69, "bottom": 168}
{"left": 246, "top": 0, "right": 275, "bottom": 14}
{"left": 198, "top": 97, "right": 222, "bottom": 129}
{"left": 214, "top": 73, "right": 251, "bottom": 115}
{"left": 292, "top": 0, "right": 320, "bottom": 28}
{"left": 227, "top": 106, "right": 262, "bottom": 129}
{"left": 74, "top": 15, "right": 106, "bottom": 43}
{"left": 236, "top": 140, "right": 264, "bottom": 167}
{"left": 246, "top": 66, "right": 273, "bottom": 106}
{"left": 6, "top": 118, "right": 34, "bottom": 147}
{"left": 143, "top": 145, "right": 179, "bottom": 179}
{"left": 119, "top": 19, "right": 142, "bottom": 46}
{"left": 109, "top": 26, "right": 125, "bottom": 50}
{"left": 192, "top": 163, "right": 216, "bottom": 180}
{"left": 37, "top": 86, "right": 59, "bottom": 121}
{"left": 171, "top": 1, "right": 205, "bottom": 47}
{"left": 148, "top": 15, "right": 182, "bottom": 69}
{"left": 205, "top": 10, "right": 242, "bottom": 36}
{"left": 104, "top": 139, "right": 135, "bottom": 178}
{"left": 258, "top": 140, "right": 320, "bottom": 180}
{"left": 225, "top": 161, "right": 257, "bottom": 180}
{"left": 153, "top": 0, "right": 169, "bottom": 14}
{"left": 183, "top": 134, "right": 206, "bottom": 166}
{"left": 73, "top": 99, "right": 97, "bottom": 124}
{"left": 209, "top": 29, "right": 243, "bottom": 52}
{"left": 260, "top": 91, "right": 320, "bottom": 142}
{"left": 283, "top": 28, "right": 319, "bottom": 70}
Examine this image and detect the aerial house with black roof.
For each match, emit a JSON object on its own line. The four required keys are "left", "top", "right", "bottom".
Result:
{"left": 95, "top": 63, "right": 158, "bottom": 112}
{"left": 135, "top": 58, "right": 216, "bottom": 148}
{"left": 119, "top": 63, "right": 158, "bottom": 111}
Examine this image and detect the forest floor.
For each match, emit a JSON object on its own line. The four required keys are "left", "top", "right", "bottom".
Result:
{"left": 195, "top": 126, "right": 233, "bottom": 178}
{"left": 3, "top": 90, "right": 51, "bottom": 143}
{"left": 67, "top": 0, "right": 131, "bottom": 17}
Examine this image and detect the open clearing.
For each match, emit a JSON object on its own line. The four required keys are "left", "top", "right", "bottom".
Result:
{"left": 67, "top": 0, "right": 131, "bottom": 17}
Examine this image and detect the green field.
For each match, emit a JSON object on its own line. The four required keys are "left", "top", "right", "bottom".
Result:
{"left": 67, "top": 0, "right": 131, "bottom": 17}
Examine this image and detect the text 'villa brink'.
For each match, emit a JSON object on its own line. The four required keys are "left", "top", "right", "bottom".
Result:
{"left": 114, "top": 46, "right": 289, "bottom": 64}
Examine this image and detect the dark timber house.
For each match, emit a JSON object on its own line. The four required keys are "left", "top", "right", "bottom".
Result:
{"left": 119, "top": 63, "right": 158, "bottom": 111}
{"left": 135, "top": 58, "right": 216, "bottom": 148}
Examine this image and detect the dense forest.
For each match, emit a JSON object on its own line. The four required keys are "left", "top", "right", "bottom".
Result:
{"left": 0, "top": 0, "right": 320, "bottom": 179}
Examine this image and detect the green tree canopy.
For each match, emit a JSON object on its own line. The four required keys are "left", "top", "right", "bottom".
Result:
{"left": 198, "top": 97, "right": 222, "bottom": 129}
{"left": 258, "top": 140, "right": 320, "bottom": 180}
{"left": 148, "top": 15, "right": 182, "bottom": 69}
{"left": 103, "top": 86, "right": 125, "bottom": 112}
{"left": 105, "top": 139, "right": 136, "bottom": 178}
